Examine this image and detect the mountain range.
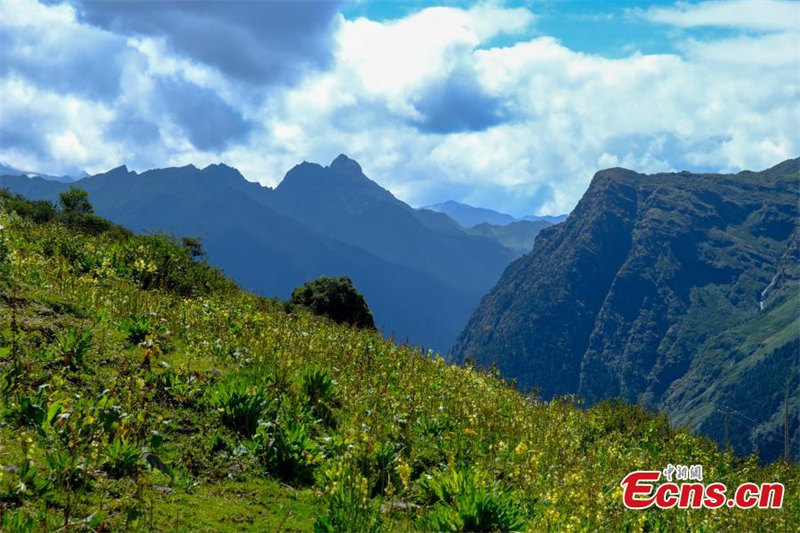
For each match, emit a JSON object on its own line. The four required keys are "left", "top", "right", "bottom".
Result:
{"left": 423, "top": 199, "right": 566, "bottom": 228}
{"left": 0, "top": 162, "right": 85, "bottom": 183}
{"left": 0, "top": 155, "right": 551, "bottom": 353}
{"left": 452, "top": 158, "right": 800, "bottom": 460}
{"left": 5, "top": 155, "right": 796, "bottom": 458}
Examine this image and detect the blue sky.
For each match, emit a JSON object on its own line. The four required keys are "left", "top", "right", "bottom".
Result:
{"left": 0, "top": 0, "right": 797, "bottom": 216}
{"left": 346, "top": 0, "right": 684, "bottom": 55}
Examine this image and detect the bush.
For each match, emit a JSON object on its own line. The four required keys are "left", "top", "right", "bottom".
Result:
{"left": 59, "top": 187, "right": 93, "bottom": 215}
{"left": 291, "top": 276, "right": 375, "bottom": 329}
{"left": 314, "top": 460, "right": 382, "bottom": 533}
{"left": 180, "top": 236, "right": 206, "bottom": 258}
{"left": 118, "top": 313, "right": 153, "bottom": 346}
{"left": 103, "top": 436, "right": 144, "bottom": 478}
{"left": 4, "top": 388, "right": 48, "bottom": 428}
{"left": 0, "top": 457, "right": 51, "bottom": 504}
{"left": 302, "top": 366, "right": 339, "bottom": 428}
{"left": 46, "top": 449, "right": 89, "bottom": 489}
{"left": 54, "top": 327, "right": 93, "bottom": 369}
{"left": 121, "top": 234, "right": 233, "bottom": 296}
{"left": 0, "top": 509, "right": 36, "bottom": 533}
{"left": 355, "top": 440, "right": 400, "bottom": 498}
{"left": 209, "top": 377, "right": 268, "bottom": 438}
{"left": 256, "top": 413, "right": 322, "bottom": 485}
{"left": 417, "top": 468, "right": 526, "bottom": 532}
{"left": 0, "top": 188, "right": 56, "bottom": 223}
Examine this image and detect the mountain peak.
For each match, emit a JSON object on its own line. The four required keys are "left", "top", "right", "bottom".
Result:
{"left": 329, "top": 154, "right": 363, "bottom": 176}
{"left": 423, "top": 200, "right": 516, "bottom": 228}
{"left": 201, "top": 162, "right": 245, "bottom": 181}
{"left": 96, "top": 165, "right": 134, "bottom": 179}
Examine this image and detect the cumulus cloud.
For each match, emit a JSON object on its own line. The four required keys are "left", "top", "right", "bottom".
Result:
{"left": 152, "top": 77, "right": 255, "bottom": 151}
{"left": 68, "top": 0, "right": 344, "bottom": 85}
{"left": 0, "top": 0, "right": 796, "bottom": 215}
{"left": 411, "top": 66, "right": 509, "bottom": 133}
{"left": 0, "top": 1, "right": 127, "bottom": 99}
{"left": 0, "top": 76, "right": 115, "bottom": 175}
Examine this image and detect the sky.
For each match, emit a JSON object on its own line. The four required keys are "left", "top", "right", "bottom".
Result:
{"left": 0, "top": 0, "right": 797, "bottom": 216}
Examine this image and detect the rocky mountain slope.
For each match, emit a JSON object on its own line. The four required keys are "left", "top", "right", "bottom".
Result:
{"left": 452, "top": 159, "right": 800, "bottom": 459}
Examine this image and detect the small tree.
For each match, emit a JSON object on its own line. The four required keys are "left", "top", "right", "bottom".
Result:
{"left": 181, "top": 236, "right": 206, "bottom": 258}
{"left": 59, "top": 187, "right": 93, "bottom": 214}
{"left": 291, "top": 276, "right": 375, "bottom": 330}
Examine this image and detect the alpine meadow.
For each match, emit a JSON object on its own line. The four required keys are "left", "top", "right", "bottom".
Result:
{"left": 0, "top": 190, "right": 797, "bottom": 531}
{"left": 1, "top": 0, "right": 799, "bottom": 531}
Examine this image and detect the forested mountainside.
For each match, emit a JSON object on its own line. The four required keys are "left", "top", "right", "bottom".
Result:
{"left": 453, "top": 158, "right": 800, "bottom": 460}
{"left": 1, "top": 190, "right": 797, "bottom": 531}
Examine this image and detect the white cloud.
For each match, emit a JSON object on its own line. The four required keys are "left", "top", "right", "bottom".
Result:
{"left": 679, "top": 31, "right": 798, "bottom": 66}
{"left": 336, "top": 4, "right": 534, "bottom": 115}
{"left": 640, "top": 0, "right": 798, "bottom": 32}
{"left": 0, "top": 1, "right": 796, "bottom": 215}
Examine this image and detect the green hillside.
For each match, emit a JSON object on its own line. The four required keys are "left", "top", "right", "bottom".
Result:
{"left": 0, "top": 191, "right": 797, "bottom": 531}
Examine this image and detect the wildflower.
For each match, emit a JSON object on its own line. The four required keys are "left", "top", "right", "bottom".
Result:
{"left": 397, "top": 459, "right": 411, "bottom": 488}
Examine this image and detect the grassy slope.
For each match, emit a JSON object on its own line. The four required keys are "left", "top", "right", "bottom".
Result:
{"left": 0, "top": 197, "right": 798, "bottom": 531}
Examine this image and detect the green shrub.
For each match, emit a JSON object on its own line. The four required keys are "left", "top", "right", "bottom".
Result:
{"left": 357, "top": 440, "right": 400, "bottom": 498}
{"left": 118, "top": 313, "right": 168, "bottom": 349}
{"left": 0, "top": 188, "right": 56, "bottom": 223}
{"left": 103, "top": 436, "right": 143, "bottom": 478}
{"left": 53, "top": 327, "right": 93, "bottom": 369}
{"left": 210, "top": 377, "right": 268, "bottom": 438}
{"left": 118, "top": 313, "right": 152, "bottom": 345}
{"left": 0, "top": 457, "right": 51, "bottom": 505}
{"left": 417, "top": 468, "right": 526, "bottom": 532}
{"left": 5, "top": 388, "right": 48, "bottom": 428}
{"left": 291, "top": 276, "right": 375, "bottom": 329}
{"left": 147, "top": 365, "right": 200, "bottom": 407}
{"left": 302, "top": 366, "right": 336, "bottom": 405}
{"left": 46, "top": 449, "right": 89, "bottom": 490}
{"left": 0, "top": 509, "right": 36, "bottom": 533}
{"left": 257, "top": 412, "right": 322, "bottom": 485}
{"left": 59, "top": 187, "right": 93, "bottom": 215}
{"left": 302, "top": 366, "right": 339, "bottom": 428}
{"left": 314, "top": 460, "right": 382, "bottom": 533}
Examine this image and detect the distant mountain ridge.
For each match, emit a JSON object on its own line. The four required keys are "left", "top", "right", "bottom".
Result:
{"left": 422, "top": 199, "right": 566, "bottom": 228}
{"left": 1, "top": 155, "right": 526, "bottom": 353}
{"left": 0, "top": 162, "right": 85, "bottom": 183}
{"left": 452, "top": 158, "right": 800, "bottom": 460}
{"left": 465, "top": 220, "right": 552, "bottom": 255}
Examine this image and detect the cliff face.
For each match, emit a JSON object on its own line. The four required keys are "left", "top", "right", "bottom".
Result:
{"left": 452, "top": 159, "right": 800, "bottom": 458}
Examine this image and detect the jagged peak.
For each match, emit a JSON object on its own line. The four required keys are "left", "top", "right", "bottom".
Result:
{"left": 96, "top": 164, "right": 135, "bottom": 178}
{"left": 329, "top": 153, "right": 363, "bottom": 176}
{"left": 201, "top": 162, "right": 245, "bottom": 180}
